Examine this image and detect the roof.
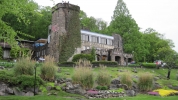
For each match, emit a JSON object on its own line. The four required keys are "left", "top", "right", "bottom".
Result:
{"left": 0, "top": 42, "right": 11, "bottom": 48}
{"left": 81, "top": 30, "right": 113, "bottom": 39}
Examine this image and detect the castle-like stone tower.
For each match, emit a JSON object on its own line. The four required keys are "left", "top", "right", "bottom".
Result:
{"left": 47, "top": 2, "right": 80, "bottom": 62}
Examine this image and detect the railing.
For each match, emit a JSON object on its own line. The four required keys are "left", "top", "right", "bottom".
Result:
{"left": 81, "top": 41, "right": 114, "bottom": 49}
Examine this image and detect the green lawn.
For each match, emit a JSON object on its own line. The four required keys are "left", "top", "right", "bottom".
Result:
{"left": 0, "top": 94, "right": 178, "bottom": 100}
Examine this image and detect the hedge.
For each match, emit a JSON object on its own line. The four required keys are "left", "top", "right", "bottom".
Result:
{"left": 128, "top": 64, "right": 140, "bottom": 67}
{"left": 72, "top": 54, "right": 93, "bottom": 62}
{"left": 142, "top": 63, "right": 156, "bottom": 68}
{"left": 58, "top": 62, "right": 76, "bottom": 67}
{"left": 92, "top": 61, "right": 118, "bottom": 67}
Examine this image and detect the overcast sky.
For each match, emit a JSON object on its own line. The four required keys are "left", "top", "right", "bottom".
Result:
{"left": 34, "top": 0, "right": 178, "bottom": 52}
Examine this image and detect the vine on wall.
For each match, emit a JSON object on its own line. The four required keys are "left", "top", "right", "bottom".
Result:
{"left": 58, "top": 7, "right": 81, "bottom": 62}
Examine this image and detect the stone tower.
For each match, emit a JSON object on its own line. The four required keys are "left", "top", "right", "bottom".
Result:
{"left": 47, "top": 2, "right": 81, "bottom": 62}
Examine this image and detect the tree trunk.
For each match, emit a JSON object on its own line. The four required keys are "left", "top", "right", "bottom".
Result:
{"left": 167, "top": 69, "right": 171, "bottom": 79}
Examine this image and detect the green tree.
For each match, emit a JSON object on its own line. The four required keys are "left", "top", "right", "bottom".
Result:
{"left": 0, "top": 0, "right": 38, "bottom": 46}
{"left": 112, "top": 0, "right": 130, "bottom": 20}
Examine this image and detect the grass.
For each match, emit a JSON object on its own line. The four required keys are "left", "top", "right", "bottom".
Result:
{"left": 0, "top": 94, "right": 178, "bottom": 100}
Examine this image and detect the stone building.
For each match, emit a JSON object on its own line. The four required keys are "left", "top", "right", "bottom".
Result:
{"left": 0, "top": 2, "right": 133, "bottom": 65}
{"left": 46, "top": 2, "right": 133, "bottom": 65}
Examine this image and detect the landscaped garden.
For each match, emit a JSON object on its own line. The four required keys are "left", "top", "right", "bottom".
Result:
{"left": 0, "top": 56, "right": 178, "bottom": 100}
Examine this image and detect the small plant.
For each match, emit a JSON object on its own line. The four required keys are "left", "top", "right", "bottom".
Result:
{"left": 14, "top": 57, "right": 35, "bottom": 76}
{"left": 96, "top": 85, "right": 108, "bottom": 90}
{"left": 120, "top": 72, "right": 132, "bottom": 89}
{"left": 96, "top": 65, "right": 111, "bottom": 86}
{"left": 72, "top": 59, "right": 94, "bottom": 89}
{"left": 41, "top": 56, "right": 57, "bottom": 81}
{"left": 138, "top": 72, "right": 153, "bottom": 91}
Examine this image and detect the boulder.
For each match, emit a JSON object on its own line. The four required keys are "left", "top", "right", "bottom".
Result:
{"left": 13, "top": 87, "right": 25, "bottom": 96}
{"left": 126, "top": 90, "right": 136, "bottom": 96}
{"left": 6, "top": 87, "right": 14, "bottom": 94}
{"left": 25, "top": 91, "right": 34, "bottom": 96}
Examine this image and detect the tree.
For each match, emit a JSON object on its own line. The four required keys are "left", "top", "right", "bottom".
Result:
{"left": 0, "top": 0, "right": 38, "bottom": 46}
{"left": 112, "top": 0, "right": 130, "bottom": 20}
{"left": 164, "top": 50, "right": 178, "bottom": 79}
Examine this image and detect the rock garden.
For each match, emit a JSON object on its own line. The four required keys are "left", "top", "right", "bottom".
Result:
{"left": 0, "top": 56, "right": 178, "bottom": 100}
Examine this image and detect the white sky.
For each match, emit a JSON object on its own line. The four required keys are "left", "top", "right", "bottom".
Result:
{"left": 34, "top": 0, "right": 178, "bottom": 52}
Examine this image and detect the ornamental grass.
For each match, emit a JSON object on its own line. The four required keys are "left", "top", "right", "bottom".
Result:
{"left": 120, "top": 72, "right": 132, "bottom": 89}
{"left": 138, "top": 72, "right": 153, "bottom": 91}
{"left": 153, "top": 89, "right": 178, "bottom": 96}
{"left": 14, "top": 57, "right": 35, "bottom": 76}
{"left": 72, "top": 59, "right": 94, "bottom": 89}
{"left": 96, "top": 65, "right": 111, "bottom": 86}
{"left": 41, "top": 56, "right": 57, "bottom": 81}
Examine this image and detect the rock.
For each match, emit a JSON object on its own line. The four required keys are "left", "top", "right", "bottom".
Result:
{"left": 47, "top": 93, "right": 51, "bottom": 96}
{"left": 0, "top": 91, "right": 6, "bottom": 96}
{"left": 46, "top": 86, "right": 52, "bottom": 91}
{"left": 154, "top": 77, "right": 160, "bottom": 81}
{"left": 25, "top": 87, "right": 38, "bottom": 94}
{"left": 25, "top": 91, "right": 34, "bottom": 96}
{"left": 13, "top": 87, "right": 25, "bottom": 96}
{"left": 6, "top": 87, "right": 14, "bottom": 94}
{"left": 111, "top": 78, "right": 120, "bottom": 84}
{"left": 126, "top": 90, "right": 135, "bottom": 96}
{"left": 0, "top": 83, "right": 7, "bottom": 92}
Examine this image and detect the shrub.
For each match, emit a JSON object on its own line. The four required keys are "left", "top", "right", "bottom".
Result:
{"left": 72, "top": 54, "right": 93, "bottom": 62}
{"left": 92, "top": 61, "right": 118, "bottom": 67}
{"left": 72, "top": 59, "right": 94, "bottom": 89}
{"left": 41, "top": 56, "right": 57, "bottom": 81}
{"left": 96, "top": 65, "right": 111, "bottom": 86}
{"left": 138, "top": 72, "right": 153, "bottom": 91}
{"left": 58, "top": 62, "right": 76, "bottom": 67}
{"left": 120, "top": 72, "right": 132, "bottom": 89}
{"left": 142, "top": 63, "right": 156, "bottom": 68}
{"left": 0, "top": 71, "right": 43, "bottom": 88}
{"left": 96, "top": 85, "right": 108, "bottom": 90}
{"left": 128, "top": 64, "right": 140, "bottom": 67}
{"left": 14, "top": 57, "right": 35, "bottom": 76}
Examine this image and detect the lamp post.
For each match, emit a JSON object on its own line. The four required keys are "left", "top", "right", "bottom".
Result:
{"left": 34, "top": 62, "right": 39, "bottom": 96}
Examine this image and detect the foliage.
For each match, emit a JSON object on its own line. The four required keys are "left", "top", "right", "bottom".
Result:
{"left": 90, "top": 47, "right": 96, "bottom": 61}
{"left": 142, "top": 63, "right": 156, "bottom": 68}
{"left": 58, "top": 62, "right": 76, "bottom": 67}
{"left": 58, "top": 7, "right": 81, "bottom": 62}
{"left": 14, "top": 57, "right": 36, "bottom": 76}
{"left": 72, "top": 59, "right": 94, "bottom": 89}
{"left": 0, "top": 0, "right": 38, "bottom": 46}
{"left": 0, "top": 62, "right": 14, "bottom": 68}
{"left": 96, "top": 65, "right": 111, "bottom": 86}
{"left": 96, "top": 85, "right": 108, "bottom": 90}
{"left": 138, "top": 72, "right": 153, "bottom": 91}
{"left": 41, "top": 56, "right": 57, "bottom": 81}
{"left": 0, "top": 71, "right": 43, "bottom": 88}
{"left": 120, "top": 72, "right": 132, "bottom": 89}
{"left": 153, "top": 89, "right": 178, "bottom": 97}
{"left": 72, "top": 54, "right": 93, "bottom": 62}
{"left": 128, "top": 64, "right": 140, "bottom": 67}
{"left": 92, "top": 61, "right": 118, "bottom": 67}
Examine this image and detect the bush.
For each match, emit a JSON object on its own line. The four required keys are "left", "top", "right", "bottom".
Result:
{"left": 128, "top": 64, "right": 140, "bottom": 67}
{"left": 92, "top": 61, "right": 118, "bottom": 67}
{"left": 0, "top": 71, "right": 43, "bottom": 88}
{"left": 72, "top": 54, "right": 93, "bottom": 62}
{"left": 138, "top": 72, "right": 153, "bottom": 91}
{"left": 96, "top": 85, "right": 108, "bottom": 90}
{"left": 41, "top": 56, "right": 57, "bottom": 81}
{"left": 72, "top": 59, "right": 94, "bottom": 89}
{"left": 96, "top": 65, "right": 111, "bottom": 86}
{"left": 120, "top": 72, "right": 132, "bottom": 89}
{"left": 14, "top": 57, "right": 36, "bottom": 76}
{"left": 142, "top": 63, "right": 156, "bottom": 68}
{"left": 58, "top": 62, "right": 76, "bottom": 67}
{"left": 0, "top": 47, "right": 3, "bottom": 59}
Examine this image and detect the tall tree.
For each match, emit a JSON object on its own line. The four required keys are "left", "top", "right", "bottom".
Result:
{"left": 0, "top": 0, "right": 38, "bottom": 46}
{"left": 112, "top": 0, "right": 130, "bottom": 20}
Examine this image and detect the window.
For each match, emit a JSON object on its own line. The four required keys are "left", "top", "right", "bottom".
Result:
{"left": 101, "top": 38, "right": 107, "bottom": 44}
{"left": 91, "top": 36, "right": 98, "bottom": 43}
{"left": 3, "top": 50, "right": 10, "bottom": 58}
{"left": 85, "top": 35, "right": 89, "bottom": 41}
